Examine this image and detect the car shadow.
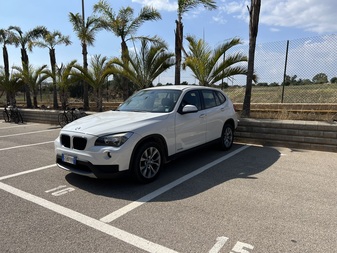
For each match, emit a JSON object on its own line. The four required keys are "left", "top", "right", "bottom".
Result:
{"left": 65, "top": 144, "right": 281, "bottom": 202}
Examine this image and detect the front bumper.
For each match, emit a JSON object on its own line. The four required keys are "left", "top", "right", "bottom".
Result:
{"left": 54, "top": 132, "right": 139, "bottom": 179}
{"left": 56, "top": 154, "right": 122, "bottom": 178}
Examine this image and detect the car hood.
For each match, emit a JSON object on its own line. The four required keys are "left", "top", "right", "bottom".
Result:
{"left": 61, "top": 110, "right": 169, "bottom": 136}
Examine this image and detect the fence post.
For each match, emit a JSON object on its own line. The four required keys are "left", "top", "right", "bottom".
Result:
{"left": 281, "top": 40, "right": 289, "bottom": 103}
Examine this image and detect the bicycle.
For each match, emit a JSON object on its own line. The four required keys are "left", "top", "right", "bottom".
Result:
{"left": 3, "top": 105, "right": 24, "bottom": 124}
{"left": 3, "top": 106, "right": 9, "bottom": 122}
{"left": 58, "top": 106, "right": 87, "bottom": 127}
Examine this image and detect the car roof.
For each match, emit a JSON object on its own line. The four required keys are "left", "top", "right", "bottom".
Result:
{"left": 146, "top": 85, "right": 221, "bottom": 92}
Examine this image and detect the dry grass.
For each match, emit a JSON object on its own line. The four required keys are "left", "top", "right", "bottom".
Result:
{"left": 242, "top": 108, "right": 337, "bottom": 122}
{"left": 225, "top": 83, "right": 337, "bottom": 104}
{"left": 3, "top": 84, "right": 337, "bottom": 122}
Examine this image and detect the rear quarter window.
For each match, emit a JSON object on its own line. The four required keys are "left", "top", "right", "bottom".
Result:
{"left": 215, "top": 91, "right": 226, "bottom": 105}
{"left": 202, "top": 90, "right": 227, "bottom": 109}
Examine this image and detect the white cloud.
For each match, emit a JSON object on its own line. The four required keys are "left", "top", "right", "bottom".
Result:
{"left": 270, "top": 27, "right": 280, "bottom": 32}
{"left": 131, "top": 0, "right": 177, "bottom": 11}
{"left": 220, "top": 0, "right": 337, "bottom": 34}
{"left": 132, "top": 0, "right": 217, "bottom": 19}
{"left": 218, "top": 0, "right": 249, "bottom": 21}
{"left": 212, "top": 14, "right": 227, "bottom": 25}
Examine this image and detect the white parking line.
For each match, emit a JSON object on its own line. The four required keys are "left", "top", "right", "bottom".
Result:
{"left": 100, "top": 145, "right": 250, "bottom": 223}
{"left": 0, "top": 164, "right": 56, "bottom": 181}
{"left": 0, "top": 128, "right": 59, "bottom": 138}
{"left": 0, "top": 141, "right": 54, "bottom": 151}
{"left": 0, "top": 182, "right": 179, "bottom": 253}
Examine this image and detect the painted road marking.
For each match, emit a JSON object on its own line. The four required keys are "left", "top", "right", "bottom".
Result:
{"left": 209, "top": 237, "right": 229, "bottom": 253}
{"left": 45, "top": 185, "right": 75, "bottom": 196}
{"left": 0, "top": 141, "right": 54, "bottom": 151}
{"left": 209, "top": 237, "right": 254, "bottom": 253}
{"left": 0, "top": 182, "right": 179, "bottom": 253}
{"left": 0, "top": 145, "right": 250, "bottom": 252}
{"left": 0, "top": 164, "right": 56, "bottom": 181}
{"left": 0, "top": 128, "right": 59, "bottom": 138}
{"left": 100, "top": 145, "right": 250, "bottom": 223}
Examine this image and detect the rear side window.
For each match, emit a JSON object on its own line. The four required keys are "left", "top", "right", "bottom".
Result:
{"left": 202, "top": 90, "right": 227, "bottom": 109}
{"left": 215, "top": 91, "right": 226, "bottom": 104}
{"left": 202, "top": 90, "right": 217, "bottom": 109}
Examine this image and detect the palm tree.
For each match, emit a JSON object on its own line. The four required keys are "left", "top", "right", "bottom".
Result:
{"left": 93, "top": 0, "right": 161, "bottom": 99}
{"left": 8, "top": 26, "right": 47, "bottom": 108}
{"left": 69, "top": 12, "right": 101, "bottom": 110}
{"left": 43, "top": 60, "right": 77, "bottom": 109}
{"left": 30, "top": 30, "right": 72, "bottom": 109}
{"left": 0, "top": 67, "right": 23, "bottom": 105}
{"left": 183, "top": 36, "right": 250, "bottom": 86}
{"left": 72, "top": 55, "right": 115, "bottom": 112}
{"left": 0, "top": 28, "right": 13, "bottom": 104}
{"left": 94, "top": 0, "right": 161, "bottom": 61}
{"left": 111, "top": 39, "right": 175, "bottom": 89}
{"left": 175, "top": 0, "right": 217, "bottom": 85}
{"left": 12, "top": 63, "right": 49, "bottom": 108}
{"left": 0, "top": 29, "right": 12, "bottom": 83}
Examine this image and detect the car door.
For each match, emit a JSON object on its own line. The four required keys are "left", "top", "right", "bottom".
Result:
{"left": 175, "top": 90, "right": 207, "bottom": 152}
{"left": 201, "top": 90, "right": 226, "bottom": 142}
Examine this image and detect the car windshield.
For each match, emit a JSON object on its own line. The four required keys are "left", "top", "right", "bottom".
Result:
{"left": 117, "top": 89, "right": 182, "bottom": 113}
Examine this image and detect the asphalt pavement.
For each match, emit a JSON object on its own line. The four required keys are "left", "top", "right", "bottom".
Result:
{"left": 0, "top": 121, "right": 336, "bottom": 253}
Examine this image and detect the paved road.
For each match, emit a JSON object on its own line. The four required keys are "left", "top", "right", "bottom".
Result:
{"left": 0, "top": 121, "right": 336, "bottom": 253}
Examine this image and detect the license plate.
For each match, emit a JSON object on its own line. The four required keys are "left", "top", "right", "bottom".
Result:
{"left": 62, "top": 154, "right": 77, "bottom": 165}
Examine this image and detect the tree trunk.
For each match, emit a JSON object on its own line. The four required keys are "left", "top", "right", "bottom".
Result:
{"left": 60, "top": 87, "right": 68, "bottom": 110}
{"left": 49, "top": 48, "right": 59, "bottom": 109}
{"left": 121, "top": 40, "right": 130, "bottom": 100}
{"left": 97, "top": 86, "right": 103, "bottom": 112}
{"left": 121, "top": 40, "right": 129, "bottom": 63}
{"left": 9, "top": 91, "right": 16, "bottom": 107}
{"left": 3, "top": 45, "right": 10, "bottom": 105}
{"left": 242, "top": 0, "right": 261, "bottom": 118}
{"left": 82, "top": 42, "right": 89, "bottom": 110}
{"left": 33, "top": 94, "right": 38, "bottom": 108}
{"left": 174, "top": 20, "right": 183, "bottom": 85}
{"left": 21, "top": 48, "right": 32, "bottom": 108}
{"left": 3, "top": 46, "right": 9, "bottom": 80}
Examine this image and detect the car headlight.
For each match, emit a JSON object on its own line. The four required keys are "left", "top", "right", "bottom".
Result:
{"left": 95, "top": 132, "right": 133, "bottom": 147}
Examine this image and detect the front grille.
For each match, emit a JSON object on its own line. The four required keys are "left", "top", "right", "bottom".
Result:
{"left": 73, "top": 137, "right": 87, "bottom": 150}
{"left": 61, "top": 134, "right": 70, "bottom": 148}
{"left": 60, "top": 134, "right": 87, "bottom": 150}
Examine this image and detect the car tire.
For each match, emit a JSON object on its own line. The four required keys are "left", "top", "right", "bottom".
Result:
{"left": 219, "top": 123, "right": 234, "bottom": 150}
{"left": 132, "top": 142, "right": 163, "bottom": 183}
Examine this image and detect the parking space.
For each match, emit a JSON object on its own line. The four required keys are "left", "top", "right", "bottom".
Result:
{"left": 0, "top": 123, "right": 59, "bottom": 176}
{"left": 0, "top": 121, "right": 336, "bottom": 252}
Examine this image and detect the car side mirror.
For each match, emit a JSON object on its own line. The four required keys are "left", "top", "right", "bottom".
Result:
{"left": 180, "top": 104, "right": 198, "bottom": 114}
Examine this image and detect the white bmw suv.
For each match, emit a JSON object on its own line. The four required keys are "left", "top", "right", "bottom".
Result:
{"left": 55, "top": 85, "right": 238, "bottom": 183}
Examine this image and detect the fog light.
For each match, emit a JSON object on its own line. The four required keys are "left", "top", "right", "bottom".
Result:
{"left": 103, "top": 150, "right": 112, "bottom": 158}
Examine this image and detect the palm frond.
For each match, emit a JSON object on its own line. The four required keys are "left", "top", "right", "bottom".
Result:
{"left": 184, "top": 36, "right": 248, "bottom": 86}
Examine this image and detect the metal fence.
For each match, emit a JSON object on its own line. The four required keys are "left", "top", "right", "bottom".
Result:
{"left": 4, "top": 35, "right": 337, "bottom": 106}
{"left": 225, "top": 34, "right": 337, "bottom": 103}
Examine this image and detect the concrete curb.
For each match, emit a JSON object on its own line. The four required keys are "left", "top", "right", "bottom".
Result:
{"left": 236, "top": 118, "right": 337, "bottom": 152}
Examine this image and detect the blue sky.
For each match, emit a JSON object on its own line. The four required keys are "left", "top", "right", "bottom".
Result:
{"left": 1, "top": 0, "right": 336, "bottom": 84}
